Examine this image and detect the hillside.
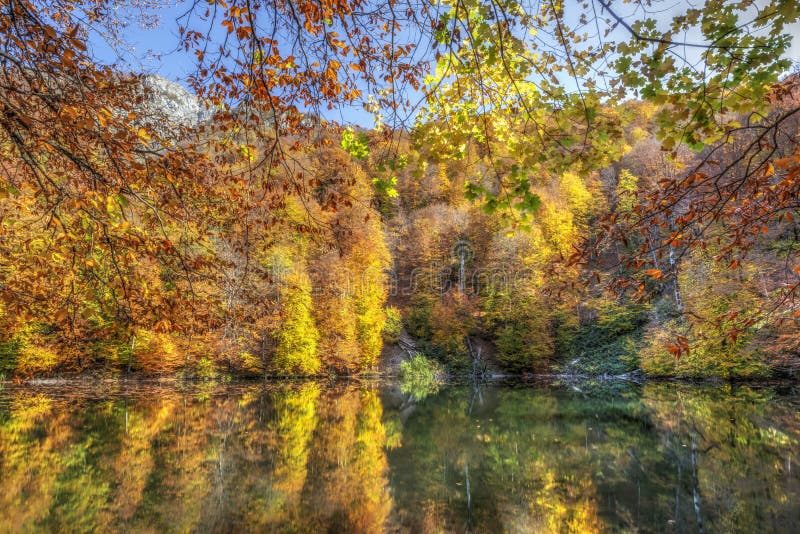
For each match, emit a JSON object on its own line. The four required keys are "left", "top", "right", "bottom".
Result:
{"left": 2, "top": 80, "right": 800, "bottom": 380}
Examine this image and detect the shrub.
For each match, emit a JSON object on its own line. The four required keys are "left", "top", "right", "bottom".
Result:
{"left": 404, "top": 296, "right": 470, "bottom": 368}
{"left": 0, "top": 339, "right": 19, "bottom": 375}
{"left": 559, "top": 300, "right": 648, "bottom": 375}
{"left": 399, "top": 354, "right": 443, "bottom": 400}
{"left": 0, "top": 325, "right": 61, "bottom": 377}
{"left": 16, "top": 344, "right": 59, "bottom": 375}
{"left": 406, "top": 297, "right": 434, "bottom": 341}
{"left": 494, "top": 313, "right": 554, "bottom": 373}
{"left": 195, "top": 356, "right": 218, "bottom": 379}
{"left": 236, "top": 351, "right": 265, "bottom": 377}
{"left": 639, "top": 319, "right": 769, "bottom": 379}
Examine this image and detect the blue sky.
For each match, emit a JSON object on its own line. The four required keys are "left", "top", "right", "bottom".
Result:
{"left": 86, "top": 1, "right": 387, "bottom": 127}
{"left": 88, "top": 3, "right": 194, "bottom": 80}
{"left": 86, "top": 0, "right": 800, "bottom": 129}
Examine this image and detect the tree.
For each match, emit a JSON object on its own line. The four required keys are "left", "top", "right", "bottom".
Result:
{"left": 2, "top": 0, "right": 799, "bottom": 372}
{"left": 0, "top": 0, "right": 226, "bottom": 367}
{"left": 272, "top": 266, "right": 320, "bottom": 375}
{"left": 415, "top": 0, "right": 800, "bottom": 344}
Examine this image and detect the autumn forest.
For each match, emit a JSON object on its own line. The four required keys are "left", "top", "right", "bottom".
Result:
{"left": 1, "top": 0, "right": 800, "bottom": 381}
{"left": 3, "top": 1, "right": 800, "bottom": 532}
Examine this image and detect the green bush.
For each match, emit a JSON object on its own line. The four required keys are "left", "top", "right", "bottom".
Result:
{"left": 639, "top": 319, "right": 769, "bottom": 379}
{"left": 399, "top": 354, "right": 443, "bottom": 400}
{"left": 0, "top": 339, "right": 19, "bottom": 375}
{"left": 0, "top": 324, "right": 61, "bottom": 377}
{"left": 195, "top": 356, "right": 219, "bottom": 380}
{"left": 494, "top": 314, "right": 554, "bottom": 373}
{"left": 559, "top": 301, "right": 649, "bottom": 375}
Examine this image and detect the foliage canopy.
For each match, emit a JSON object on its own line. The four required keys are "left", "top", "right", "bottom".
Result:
{"left": 1, "top": 0, "right": 799, "bottom": 373}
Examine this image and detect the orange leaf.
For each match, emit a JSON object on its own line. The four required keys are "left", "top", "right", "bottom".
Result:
{"left": 644, "top": 268, "right": 662, "bottom": 279}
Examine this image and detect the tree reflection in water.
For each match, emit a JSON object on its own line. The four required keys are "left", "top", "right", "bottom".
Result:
{"left": 0, "top": 381, "right": 797, "bottom": 533}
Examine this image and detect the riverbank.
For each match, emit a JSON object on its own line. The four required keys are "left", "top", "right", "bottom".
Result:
{"left": 3, "top": 368, "right": 797, "bottom": 388}
{"left": 1, "top": 327, "right": 797, "bottom": 383}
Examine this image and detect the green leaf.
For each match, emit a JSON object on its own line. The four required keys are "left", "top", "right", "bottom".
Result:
{"left": 340, "top": 128, "right": 370, "bottom": 160}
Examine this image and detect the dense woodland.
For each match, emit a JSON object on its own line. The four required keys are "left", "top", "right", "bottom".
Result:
{"left": 1, "top": 0, "right": 800, "bottom": 379}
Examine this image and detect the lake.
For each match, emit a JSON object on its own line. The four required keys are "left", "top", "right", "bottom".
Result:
{"left": 0, "top": 379, "right": 797, "bottom": 533}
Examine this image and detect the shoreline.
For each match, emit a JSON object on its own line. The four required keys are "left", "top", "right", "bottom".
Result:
{"left": 2, "top": 371, "right": 797, "bottom": 388}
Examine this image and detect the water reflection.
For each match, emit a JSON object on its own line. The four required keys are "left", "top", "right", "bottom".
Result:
{"left": 0, "top": 381, "right": 797, "bottom": 533}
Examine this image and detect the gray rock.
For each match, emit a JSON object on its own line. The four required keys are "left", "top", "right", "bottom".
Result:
{"left": 140, "top": 75, "right": 211, "bottom": 129}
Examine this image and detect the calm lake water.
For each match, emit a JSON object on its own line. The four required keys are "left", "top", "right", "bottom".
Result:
{"left": 0, "top": 380, "right": 797, "bottom": 533}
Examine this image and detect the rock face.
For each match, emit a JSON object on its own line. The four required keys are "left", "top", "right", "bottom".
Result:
{"left": 139, "top": 75, "right": 318, "bottom": 133}
{"left": 140, "top": 75, "right": 210, "bottom": 128}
